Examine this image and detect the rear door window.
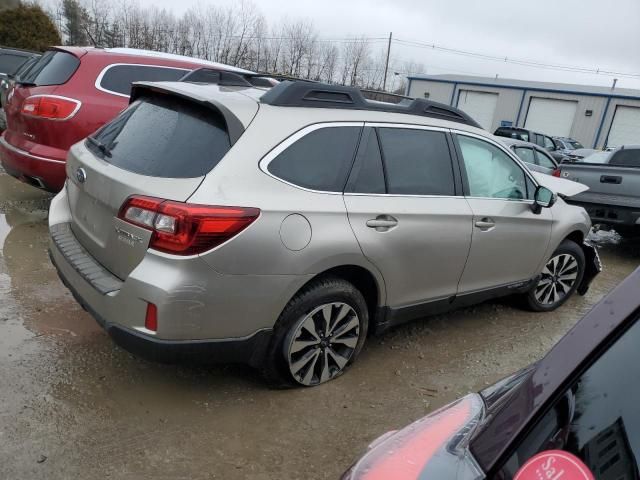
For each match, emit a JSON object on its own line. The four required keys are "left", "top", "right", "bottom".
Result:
{"left": 267, "top": 125, "right": 362, "bottom": 192}
{"left": 88, "top": 94, "right": 230, "bottom": 178}
{"left": 98, "top": 64, "right": 190, "bottom": 96}
{"left": 543, "top": 136, "right": 556, "bottom": 150}
{"left": 345, "top": 128, "right": 386, "bottom": 194}
{"left": 609, "top": 149, "right": 640, "bottom": 167}
{"left": 377, "top": 128, "right": 455, "bottom": 195}
{"left": 498, "top": 316, "right": 640, "bottom": 479}
{"left": 20, "top": 51, "right": 80, "bottom": 86}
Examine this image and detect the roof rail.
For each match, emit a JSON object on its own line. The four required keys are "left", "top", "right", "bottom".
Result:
{"left": 180, "top": 67, "right": 285, "bottom": 88}
{"left": 260, "top": 81, "right": 482, "bottom": 128}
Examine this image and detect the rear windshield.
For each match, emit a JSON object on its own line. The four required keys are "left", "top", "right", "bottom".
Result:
{"left": 87, "top": 94, "right": 230, "bottom": 178}
{"left": 0, "top": 53, "right": 29, "bottom": 75}
{"left": 19, "top": 51, "right": 80, "bottom": 86}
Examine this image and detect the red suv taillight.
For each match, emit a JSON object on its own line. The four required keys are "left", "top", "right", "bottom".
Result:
{"left": 21, "top": 95, "right": 81, "bottom": 120}
{"left": 118, "top": 196, "right": 260, "bottom": 256}
{"left": 552, "top": 168, "right": 562, "bottom": 177}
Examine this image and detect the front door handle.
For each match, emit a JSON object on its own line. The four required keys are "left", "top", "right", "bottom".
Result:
{"left": 366, "top": 215, "right": 398, "bottom": 231}
{"left": 475, "top": 218, "right": 496, "bottom": 231}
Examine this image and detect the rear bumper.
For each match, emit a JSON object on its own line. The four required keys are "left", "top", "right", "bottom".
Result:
{"left": 47, "top": 188, "right": 310, "bottom": 366}
{"left": 0, "top": 135, "right": 67, "bottom": 192}
{"left": 50, "top": 245, "right": 272, "bottom": 366}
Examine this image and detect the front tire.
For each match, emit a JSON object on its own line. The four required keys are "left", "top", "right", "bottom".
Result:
{"left": 524, "top": 240, "right": 585, "bottom": 312}
{"left": 263, "top": 277, "right": 369, "bottom": 388}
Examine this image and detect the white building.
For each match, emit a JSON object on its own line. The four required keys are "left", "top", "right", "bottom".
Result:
{"left": 406, "top": 74, "right": 640, "bottom": 148}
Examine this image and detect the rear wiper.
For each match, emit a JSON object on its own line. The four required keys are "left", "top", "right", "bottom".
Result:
{"left": 86, "top": 136, "right": 112, "bottom": 158}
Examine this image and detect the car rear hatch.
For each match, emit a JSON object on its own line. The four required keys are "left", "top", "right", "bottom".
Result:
{"left": 3, "top": 48, "right": 84, "bottom": 155}
{"left": 64, "top": 83, "right": 259, "bottom": 280}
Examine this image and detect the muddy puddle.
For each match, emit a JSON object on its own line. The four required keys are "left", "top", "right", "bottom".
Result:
{"left": 0, "top": 171, "right": 638, "bottom": 480}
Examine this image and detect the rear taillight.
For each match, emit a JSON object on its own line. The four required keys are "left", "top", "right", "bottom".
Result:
{"left": 552, "top": 168, "right": 561, "bottom": 177}
{"left": 21, "top": 95, "right": 81, "bottom": 120}
{"left": 118, "top": 196, "right": 260, "bottom": 256}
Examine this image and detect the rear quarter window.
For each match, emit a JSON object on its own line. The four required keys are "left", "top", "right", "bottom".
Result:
{"left": 98, "top": 64, "right": 190, "bottom": 96}
{"left": 87, "top": 94, "right": 230, "bottom": 178}
{"left": 266, "top": 126, "right": 362, "bottom": 192}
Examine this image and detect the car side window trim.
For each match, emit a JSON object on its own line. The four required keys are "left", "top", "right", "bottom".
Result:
{"left": 451, "top": 130, "right": 539, "bottom": 202}
{"left": 94, "top": 63, "right": 191, "bottom": 98}
{"left": 259, "top": 122, "right": 365, "bottom": 195}
{"left": 345, "top": 122, "right": 463, "bottom": 198}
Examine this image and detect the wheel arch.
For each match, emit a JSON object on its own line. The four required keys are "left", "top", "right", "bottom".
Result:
{"left": 293, "top": 264, "right": 386, "bottom": 330}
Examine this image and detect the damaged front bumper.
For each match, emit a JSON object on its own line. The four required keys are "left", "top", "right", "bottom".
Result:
{"left": 577, "top": 242, "right": 602, "bottom": 295}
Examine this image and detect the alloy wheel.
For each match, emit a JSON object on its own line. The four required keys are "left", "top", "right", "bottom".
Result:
{"left": 534, "top": 253, "right": 579, "bottom": 306}
{"left": 286, "top": 302, "right": 360, "bottom": 386}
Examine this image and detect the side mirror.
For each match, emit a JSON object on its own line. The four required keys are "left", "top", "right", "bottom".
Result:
{"left": 532, "top": 186, "right": 557, "bottom": 214}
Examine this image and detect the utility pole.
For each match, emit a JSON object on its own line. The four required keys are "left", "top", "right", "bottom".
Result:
{"left": 382, "top": 32, "right": 392, "bottom": 92}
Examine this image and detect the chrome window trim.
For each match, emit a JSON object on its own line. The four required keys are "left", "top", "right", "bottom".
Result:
{"left": 94, "top": 63, "right": 190, "bottom": 98}
{"left": 259, "top": 122, "right": 365, "bottom": 195}
{"left": 451, "top": 129, "right": 540, "bottom": 201}
{"left": 21, "top": 94, "right": 82, "bottom": 121}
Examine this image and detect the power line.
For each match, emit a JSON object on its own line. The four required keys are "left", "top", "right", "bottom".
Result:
{"left": 393, "top": 37, "right": 640, "bottom": 79}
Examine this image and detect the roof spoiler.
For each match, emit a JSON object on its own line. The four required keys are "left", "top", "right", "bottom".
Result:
{"left": 130, "top": 82, "right": 246, "bottom": 145}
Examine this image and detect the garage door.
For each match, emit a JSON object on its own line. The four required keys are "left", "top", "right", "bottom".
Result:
{"left": 607, "top": 106, "right": 640, "bottom": 147}
{"left": 457, "top": 90, "right": 498, "bottom": 130}
{"left": 525, "top": 97, "right": 577, "bottom": 137}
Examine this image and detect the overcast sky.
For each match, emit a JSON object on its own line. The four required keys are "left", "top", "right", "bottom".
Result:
{"left": 138, "top": 0, "right": 640, "bottom": 90}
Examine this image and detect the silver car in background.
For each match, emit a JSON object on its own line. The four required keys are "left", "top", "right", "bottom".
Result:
{"left": 497, "top": 136, "right": 561, "bottom": 176}
{"left": 48, "top": 78, "right": 600, "bottom": 387}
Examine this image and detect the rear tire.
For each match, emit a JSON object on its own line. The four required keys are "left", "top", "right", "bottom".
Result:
{"left": 523, "top": 240, "right": 585, "bottom": 312}
{"left": 263, "top": 277, "right": 368, "bottom": 388}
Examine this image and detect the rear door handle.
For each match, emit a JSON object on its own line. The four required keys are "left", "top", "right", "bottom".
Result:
{"left": 475, "top": 218, "right": 496, "bottom": 231}
{"left": 366, "top": 215, "right": 398, "bottom": 231}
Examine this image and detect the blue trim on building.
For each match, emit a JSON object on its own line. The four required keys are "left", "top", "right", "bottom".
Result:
{"left": 515, "top": 89, "right": 527, "bottom": 126}
{"left": 593, "top": 97, "right": 612, "bottom": 148}
{"left": 449, "top": 82, "right": 458, "bottom": 106}
{"left": 406, "top": 76, "right": 640, "bottom": 101}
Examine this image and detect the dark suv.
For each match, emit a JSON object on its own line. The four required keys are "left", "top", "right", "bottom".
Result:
{"left": 494, "top": 126, "right": 566, "bottom": 162}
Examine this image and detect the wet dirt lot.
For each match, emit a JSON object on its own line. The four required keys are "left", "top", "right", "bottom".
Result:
{"left": 0, "top": 170, "right": 638, "bottom": 480}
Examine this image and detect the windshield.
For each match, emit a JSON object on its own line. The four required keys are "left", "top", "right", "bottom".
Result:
{"left": 567, "top": 140, "right": 583, "bottom": 149}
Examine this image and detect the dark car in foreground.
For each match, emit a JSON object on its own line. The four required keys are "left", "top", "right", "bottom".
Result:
{"left": 340, "top": 267, "right": 640, "bottom": 480}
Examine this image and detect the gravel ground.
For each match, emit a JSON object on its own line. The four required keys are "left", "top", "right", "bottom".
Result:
{"left": 0, "top": 171, "right": 638, "bottom": 480}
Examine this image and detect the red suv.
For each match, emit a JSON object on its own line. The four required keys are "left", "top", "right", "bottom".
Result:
{"left": 0, "top": 47, "right": 247, "bottom": 192}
